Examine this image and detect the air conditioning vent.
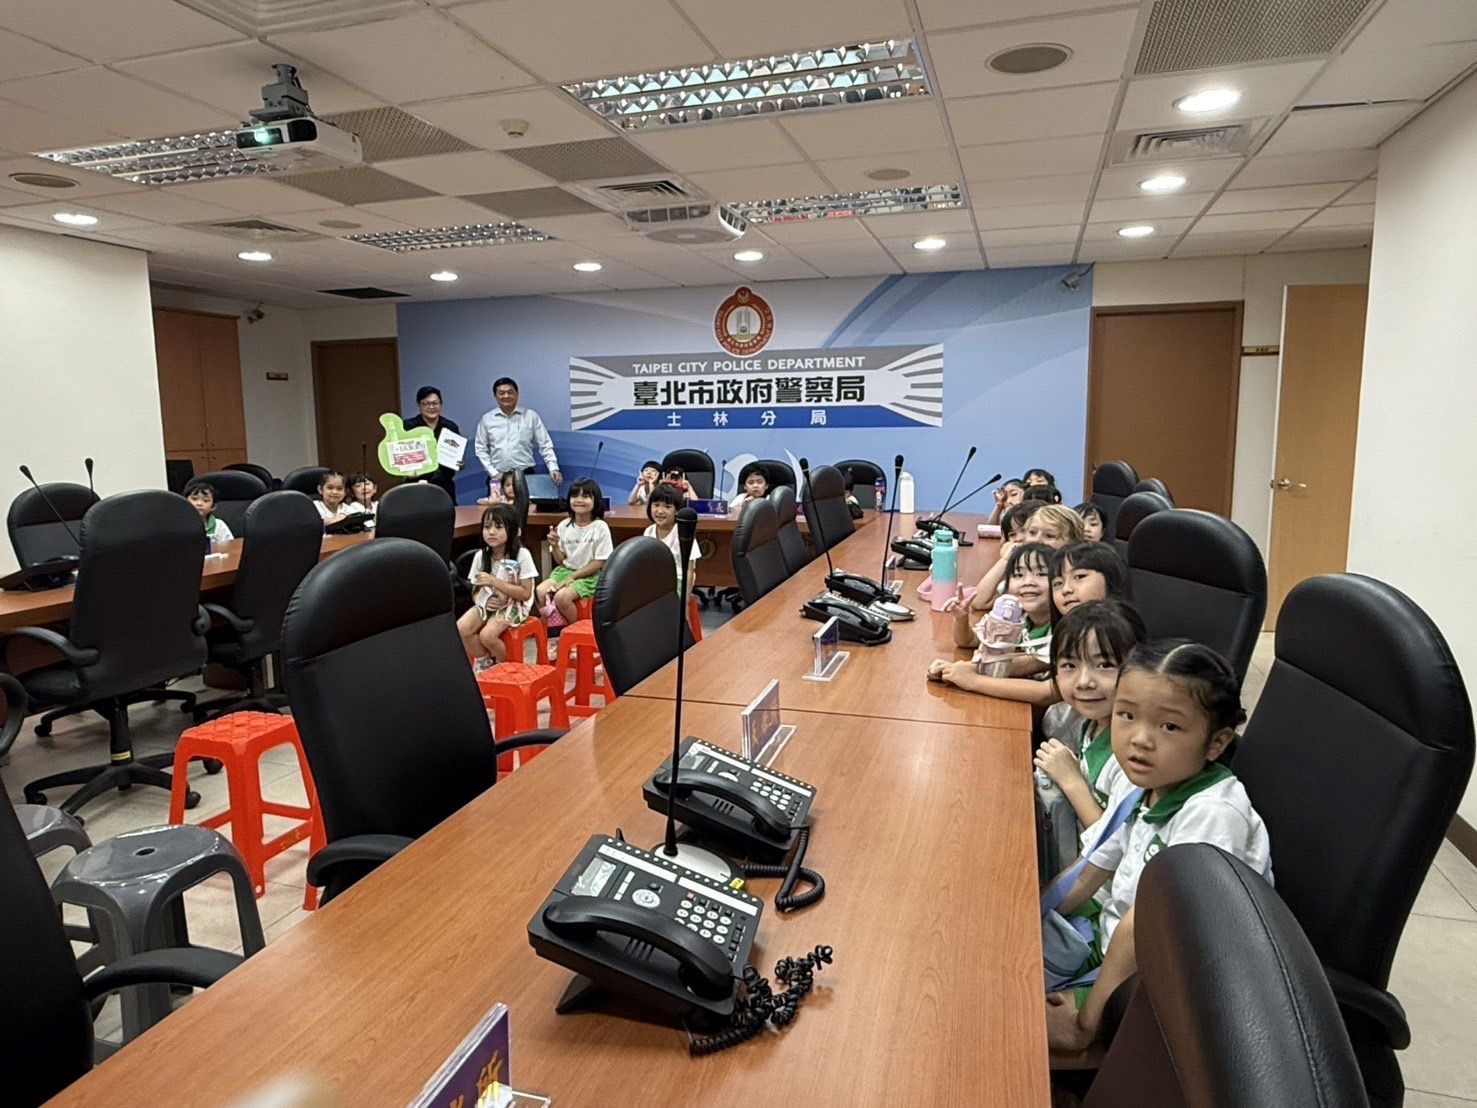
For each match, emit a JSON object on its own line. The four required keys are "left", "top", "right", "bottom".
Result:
{"left": 567, "top": 175, "right": 703, "bottom": 212}
{"left": 1109, "top": 123, "right": 1256, "bottom": 165}
{"left": 193, "top": 218, "right": 321, "bottom": 243}
{"left": 625, "top": 202, "right": 747, "bottom": 244}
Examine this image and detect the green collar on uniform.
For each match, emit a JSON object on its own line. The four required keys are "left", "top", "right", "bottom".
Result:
{"left": 1138, "top": 763, "right": 1233, "bottom": 825}
{"left": 1024, "top": 620, "right": 1051, "bottom": 640}
{"left": 1080, "top": 722, "right": 1113, "bottom": 801}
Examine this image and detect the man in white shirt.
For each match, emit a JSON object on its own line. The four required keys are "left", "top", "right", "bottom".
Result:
{"left": 473, "top": 377, "right": 562, "bottom": 487}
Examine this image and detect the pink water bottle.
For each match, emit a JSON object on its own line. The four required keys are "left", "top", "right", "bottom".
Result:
{"left": 974, "top": 594, "right": 1024, "bottom": 676}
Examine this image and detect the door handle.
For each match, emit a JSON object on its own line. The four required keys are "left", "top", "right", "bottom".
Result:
{"left": 1270, "top": 478, "right": 1308, "bottom": 491}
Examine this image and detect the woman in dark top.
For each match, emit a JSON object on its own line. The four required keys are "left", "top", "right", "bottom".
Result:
{"left": 403, "top": 385, "right": 462, "bottom": 501}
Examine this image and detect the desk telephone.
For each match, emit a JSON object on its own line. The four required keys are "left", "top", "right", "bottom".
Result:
{"left": 801, "top": 593, "right": 891, "bottom": 645}
{"left": 890, "top": 536, "right": 934, "bottom": 570}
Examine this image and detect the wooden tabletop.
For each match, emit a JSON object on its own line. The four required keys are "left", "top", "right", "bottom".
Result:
{"left": 628, "top": 513, "right": 1026, "bottom": 731}
{"left": 526, "top": 502, "right": 842, "bottom": 535}
{"left": 52, "top": 695, "right": 1047, "bottom": 1107}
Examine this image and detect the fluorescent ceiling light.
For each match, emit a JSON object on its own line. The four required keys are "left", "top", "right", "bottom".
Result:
{"left": 51, "top": 212, "right": 98, "bottom": 226}
{"left": 1175, "top": 88, "right": 1240, "bottom": 114}
{"left": 1139, "top": 174, "right": 1186, "bottom": 194}
{"left": 563, "top": 39, "right": 930, "bottom": 131}
{"left": 913, "top": 236, "right": 947, "bottom": 251}
{"left": 237, "top": 250, "right": 273, "bottom": 261}
{"left": 430, "top": 271, "right": 458, "bottom": 282}
{"left": 347, "top": 223, "right": 552, "bottom": 252}
{"left": 35, "top": 131, "right": 289, "bottom": 187}
{"left": 732, "top": 184, "right": 963, "bottom": 224}
{"left": 1117, "top": 225, "right": 1155, "bottom": 238}
{"left": 573, "top": 261, "right": 603, "bottom": 273}
{"left": 733, "top": 249, "right": 765, "bottom": 262}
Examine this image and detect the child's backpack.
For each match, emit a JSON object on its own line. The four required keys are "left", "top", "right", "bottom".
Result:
{"left": 1036, "top": 779, "right": 1080, "bottom": 886}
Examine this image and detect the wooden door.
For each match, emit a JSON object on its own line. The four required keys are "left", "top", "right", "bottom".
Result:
{"left": 154, "top": 307, "right": 246, "bottom": 479}
{"left": 1266, "top": 285, "right": 1367, "bottom": 623}
{"left": 1087, "top": 304, "right": 1242, "bottom": 515}
{"left": 153, "top": 309, "right": 207, "bottom": 454}
{"left": 313, "top": 339, "right": 400, "bottom": 477}
{"left": 196, "top": 313, "right": 246, "bottom": 460}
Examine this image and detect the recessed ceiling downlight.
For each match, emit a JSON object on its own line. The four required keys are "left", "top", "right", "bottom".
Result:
{"left": 733, "top": 249, "right": 765, "bottom": 262}
{"left": 237, "top": 250, "right": 273, "bottom": 262}
{"left": 1139, "top": 174, "right": 1187, "bottom": 194}
{"left": 52, "top": 212, "right": 98, "bottom": 226}
{"left": 573, "top": 261, "right": 603, "bottom": 272}
{"left": 913, "top": 236, "right": 947, "bottom": 251}
{"left": 1175, "top": 88, "right": 1240, "bottom": 114}
{"left": 987, "top": 44, "right": 1072, "bottom": 75}
{"left": 1117, "top": 225, "right": 1155, "bottom": 239}
{"left": 430, "top": 270, "right": 458, "bottom": 282}
{"left": 866, "top": 167, "right": 911, "bottom": 182}
{"left": 9, "top": 171, "right": 77, "bottom": 189}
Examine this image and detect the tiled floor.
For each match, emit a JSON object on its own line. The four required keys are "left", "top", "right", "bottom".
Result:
{"left": 5, "top": 626, "right": 1477, "bottom": 1101}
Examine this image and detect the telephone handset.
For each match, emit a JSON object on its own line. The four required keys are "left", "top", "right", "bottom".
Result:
{"left": 643, "top": 737, "right": 815, "bottom": 859}
{"left": 801, "top": 593, "right": 892, "bottom": 645}
{"left": 527, "top": 834, "right": 763, "bottom": 1026}
{"left": 324, "top": 513, "right": 374, "bottom": 535}
{"left": 824, "top": 568, "right": 887, "bottom": 606}
{"left": 890, "top": 536, "right": 933, "bottom": 569}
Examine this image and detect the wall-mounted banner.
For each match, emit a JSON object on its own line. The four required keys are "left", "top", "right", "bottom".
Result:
{"left": 569, "top": 344, "right": 943, "bottom": 431}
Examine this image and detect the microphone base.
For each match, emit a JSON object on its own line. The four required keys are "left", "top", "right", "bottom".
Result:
{"left": 653, "top": 839, "right": 735, "bottom": 884}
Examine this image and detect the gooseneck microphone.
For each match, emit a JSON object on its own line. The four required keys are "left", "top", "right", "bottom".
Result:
{"left": 797, "top": 458, "right": 837, "bottom": 580}
{"left": 931, "top": 446, "right": 975, "bottom": 527}
{"left": 878, "top": 454, "right": 904, "bottom": 589}
{"left": 84, "top": 457, "right": 95, "bottom": 498}
{"left": 588, "top": 439, "right": 604, "bottom": 482}
{"left": 663, "top": 507, "right": 700, "bottom": 860}
{"left": 19, "top": 465, "right": 83, "bottom": 551}
{"left": 716, "top": 457, "right": 727, "bottom": 501}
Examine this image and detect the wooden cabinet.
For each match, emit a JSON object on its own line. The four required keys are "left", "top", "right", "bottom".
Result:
{"left": 153, "top": 308, "right": 247, "bottom": 479}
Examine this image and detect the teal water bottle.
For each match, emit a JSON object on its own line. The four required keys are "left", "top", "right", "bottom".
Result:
{"left": 930, "top": 529, "right": 957, "bottom": 612}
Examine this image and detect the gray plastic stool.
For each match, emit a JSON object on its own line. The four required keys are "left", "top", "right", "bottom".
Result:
{"left": 52, "top": 824, "right": 265, "bottom": 1040}
{"left": 18, "top": 803, "right": 109, "bottom": 973}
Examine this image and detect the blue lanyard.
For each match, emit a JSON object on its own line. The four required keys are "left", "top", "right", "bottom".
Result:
{"left": 1041, "top": 787, "right": 1143, "bottom": 917}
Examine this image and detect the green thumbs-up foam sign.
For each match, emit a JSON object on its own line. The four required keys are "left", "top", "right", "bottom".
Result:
{"left": 377, "top": 412, "right": 439, "bottom": 477}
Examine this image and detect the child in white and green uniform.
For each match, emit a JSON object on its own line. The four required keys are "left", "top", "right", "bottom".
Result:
{"left": 184, "top": 480, "right": 234, "bottom": 544}
{"left": 1041, "top": 640, "right": 1271, "bottom": 1057}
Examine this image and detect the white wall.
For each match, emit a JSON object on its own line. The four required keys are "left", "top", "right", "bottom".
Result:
{"left": 1347, "top": 72, "right": 1477, "bottom": 825}
{"left": 1092, "top": 249, "right": 1371, "bottom": 556}
{"left": 0, "top": 227, "right": 163, "bottom": 574}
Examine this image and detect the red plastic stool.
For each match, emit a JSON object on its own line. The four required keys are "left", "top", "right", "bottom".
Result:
{"left": 476, "top": 664, "right": 571, "bottom": 773}
{"left": 168, "top": 712, "right": 326, "bottom": 911}
{"left": 555, "top": 621, "right": 614, "bottom": 719}
{"left": 688, "top": 595, "right": 703, "bottom": 643}
{"left": 500, "top": 618, "right": 549, "bottom": 665}
{"left": 575, "top": 596, "right": 594, "bottom": 622}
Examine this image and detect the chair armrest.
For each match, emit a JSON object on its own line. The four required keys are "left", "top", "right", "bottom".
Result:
{"left": 1324, "top": 966, "right": 1410, "bottom": 1050}
{"left": 83, "top": 946, "right": 244, "bottom": 1002}
{"left": 453, "top": 548, "right": 477, "bottom": 576}
{"left": 493, "top": 728, "right": 568, "bottom": 756}
{"left": 305, "top": 833, "right": 414, "bottom": 889}
{"left": 202, "top": 603, "right": 255, "bottom": 635}
{"left": 0, "top": 626, "right": 99, "bottom": 667}
{"left": 0, "top": 673, "right": 25, "bottom": 759}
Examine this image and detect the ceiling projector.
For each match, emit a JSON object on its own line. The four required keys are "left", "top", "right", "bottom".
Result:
{"left": 231, "top": 116, "right": 361, "bottom": 170}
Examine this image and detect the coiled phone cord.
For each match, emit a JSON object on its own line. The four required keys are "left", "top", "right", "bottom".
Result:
{"left": 740, "top": 825, "right": 825, "bottom": 912}
{"left": 689, "top": 945, "right": 835, "bottom": 1056}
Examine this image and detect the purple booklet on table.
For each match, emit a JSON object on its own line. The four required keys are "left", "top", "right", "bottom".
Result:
{"left": 408, "top": 1002, "right": 511, "bottom": 1108}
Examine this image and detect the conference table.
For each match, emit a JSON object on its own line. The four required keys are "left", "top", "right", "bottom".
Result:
{"left": 48, "top": 511, "right": 1048, "bottom": 1106}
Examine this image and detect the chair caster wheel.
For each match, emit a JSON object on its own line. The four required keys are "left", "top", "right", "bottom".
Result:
{"left": 35, "top": 721, "right": 52, "bottom": 737}
{"left": 25, "top": 791, "right": 45, "bottom": 805}
{"left": 203, "top": 759, "right": 224, "bottom": 775}
{"left": 180, "top": 702, "right": 195, "bottom": 714}
{"left": 184, "top": 790, "right": 201, "bottom": 810}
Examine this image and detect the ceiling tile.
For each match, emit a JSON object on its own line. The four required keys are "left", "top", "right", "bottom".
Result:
{"left": 805, "top": 249, "right": 902, "bottom": 278}
{"left": 265, "top": 207, "right": 414, "bottom": 236}
{"left": 777, "top": 99, "right": 950, "bottom": 161}
{"left": 355, "top": 195, "right": 511, "bottom": 226}
{"left": 0, "top": 29, "right": 86, "bottom": 80}
{"left": 858, "top": 209, "right": 975, "bottom": 236}
{"left": 632, "top": 119, "right": 803, "bottom": 174}
{"left": 452, "top": 0, "right": 714, "bottom": 82}
{"left": 985, "top": 244, "right": 1077, "bottom": 267}
{"left": 166, "top": 177, "right": 338, "bottom": 215}
{"left": 927, "top": 9, "right": 1139, "bottom": 98}
{"left": 1077, "top": 238, "right": 1169, "bottom": 262}
{"left": 523, "top": 212, "right": 629, "bottom": 239}
{"left": 1173, "top": 230, "right": 1284, "bottom": 257}
{"left": 1233, "top": 149, "right": 1378, "bottom": 188}
{"left": 0, "top": 155, "right": 147, "bottom": 199}
{"left": 607, "top": 249, "right": 736, "bottom": 286}
{"left": 1304, "top": 41, "right": 1477, "bottom": 104}
{"left": 896, "top": 248, "right": 985, "bottom": 272}
{"left": 269, "top": 13, "right": 533, "bottom": 103}
{"left": 754, "top": 217, "right": 878, "bottom": 244}
{"left": 692, "top": 245, "right": 823, "bottom": 280}
{"left": 967, "top": 173, "right": 1093, "bottom": 205}
{"left": 376, "top": 150, "right": 553, "bottom": 194}
{"left": 1333, "top": 180, "right": 1376, "bottom": 205}
{"left": 0, "top": 201, "right": 154, "bottom": 231}
{"left": 979, "top": 224, "right": 1078, "bottom": 247}
{"left": 0, "top": 0, "right": 243, "bottom": 62}
{"left": 1303, "top": 204, "right": 1374, "bottom": 228}
{"left": 917, "top": 0, "right": 1131, "bottom": 33}
{"left": 412, "top": 88, "right": 615, "bottom": 150}
{"left": 1208, "top": 182, "right": 1347, "bottom": 214}
{"left": 975, "top": 200, "right": 1088, "bottom": 228}
{"left": 1086, "top": 192, "right": 1212, "bottom": 221}
{"left": 1094, "top": 158, "right": 1241, "bottom": 199}
{"left": 958, "top": 134, "right": 1103, "bottom": 180}
{"left": 85, "top": 191, "right": 243, "bottom": 224}
{"left": 814, "top": 147, "right": 962, "bottom": 191}
{"left": 1265, "top": 227, "right": 1372, "bottom": 252}
{"left": 0, "top": 102, "right": 130, "bottom": 153}
{"left": 876, "top": 231, "right": 980, "bottom": 256}
{"left": 669, "top": 0, "right": 911, "bottom": 57}
{"left": 0, "top": 67, "right": 222, "bottom": 138}
{"left": 947, "top": 82, "right": 1117, "bottom": 147}
{"left": 1116, "top": 61, "right": 1325, "bottom": 132}
{"left": 686, "top": 163, "right": 832, "bottom": 202}
{"left": 1259, "top": 103, "right": 1422, "bottom": 155}
{"left": 1081, "top": 216, "right": 1192, "bottom": 242}
{"left": 1191, "top": 209, "right": 1315, "bottom": 234}
{"left": 1336, "top": 0, "right": 1477, "bottom": 52}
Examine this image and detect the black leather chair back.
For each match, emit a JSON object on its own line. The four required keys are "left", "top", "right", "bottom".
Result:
{"left": 835, "top": 459, "right": 885, "bottom": 508}
{"left": 68, "top": 491, "right": 208, "bottom": 700}
{"left": 1133, "top": 476, "right": 1173, "bottom": 504}
{"left": 1112, "top": 490, "right": 1172, "bottom": 556}
{"left": 593, "top": 536, "right": 693, "bottom": 694}
{"left": 225, "top": 462, "right": 277, "bottom": 491}
{"left": 510, "top": 468, "right": 531, "bottom": 530}
{"left": 1086, "top": 844, "right": 1369, "bottom": 1108}
{"left": 1091, "top": 460, "right": 1139, "bottom": 537}
{"left": 165, "top": 459, "right": 195, "bottom": 494}
{"left": 662, "top": 449, "right": 715, "bottom": 499}
{"left": 376, "top": 482, "right": 455, "bottom": 563}
{"left": 800, "top": 464, "right": 854, "bottom": 554}
{"left": 769, "top": 485, "right": 810, "bottom": 576}
{"left": 282, "top": 540, "right": 496, "bottom": 849}
{"left": 228, "top": 491, "right": 324, "bottom": 661}
{"left": 195, "top": 470, "right": 267, "bottom": 534}
{"left": 732, "top": 499, "right": 788, "bottom": 606}
{"left": 7, "top": 482, "right": 97, "bottom": 566}
{"left": 0, "top": 799, "right": 93, "bottom": 1105}
{"left": 1127, "top": 509, "right": 1266, "bottom": 682}
{"left": 753, "top": 458, "right": 796, "bottom": 490}
{"left": 1233, "top": 575, "right": 1474, "bottom": 992}
{"left": 281, "top": 466, "right": 331, "bottom": 497}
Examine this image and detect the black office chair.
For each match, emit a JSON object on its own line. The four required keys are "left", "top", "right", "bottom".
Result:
{"left": 282, "top": 539, "right": 562, "bottom": 903}
{"left": 1111, "top": 490, "right": 1172, "bottom": 557}
{"left": 593, "top": 536, "right": 695, "bottom": 695}
{"left": 280, "top": 465, "right": 331, "bottom": 497}
{"left": 800, "top": 463, "right": 854, "bottom": 555}
{"left": 1090, "top": 461, "right": 1139, "bottom": 538}
{"left": 1132, "top": 477, "right": 1173, "bottom": 504}
{"left": 2, "top": 491, "right": 209, "bottom": 815}
{"left": 753, "top": 458, "right": 796, "bottom": 490}
{"left": 1085, "top": 844, "right": 1369, "bottom": 1108}
{"left": 165, "top": 459, "right": 195, "bottom": 494}
{"left": 731, "top": 499, "right": 789, "bottom": 607}
{"left": 7, "top": 482, "right": 97, "bottom": 567}
{"left": 376, "top": 481, "right": 455, "bottom": 564}
{"left": 510, "top": 467, "right": 531, "bottom": 531}
{"left": 1231, "top": 574, "right": 1474, "bottom": 1107}
{"left": 225, "top": 461, "right": 278, "bottom": 491}
{"left": 194, "top": 491, "right": 323, "bottom": 720}
{"left": 193, "top": 469, "right": 266, "bottom": 535}
{"left": 835, "top": 459, "right": 884, "bottom": 509}
{"left": 770, "top": 485, "right": 810, "bottom": 577}
{"left": 1126, "top": 509, "right": 1266, "bottom": 684}
{"left": 661, "top": 449, "right": 715, "bottom": 499}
